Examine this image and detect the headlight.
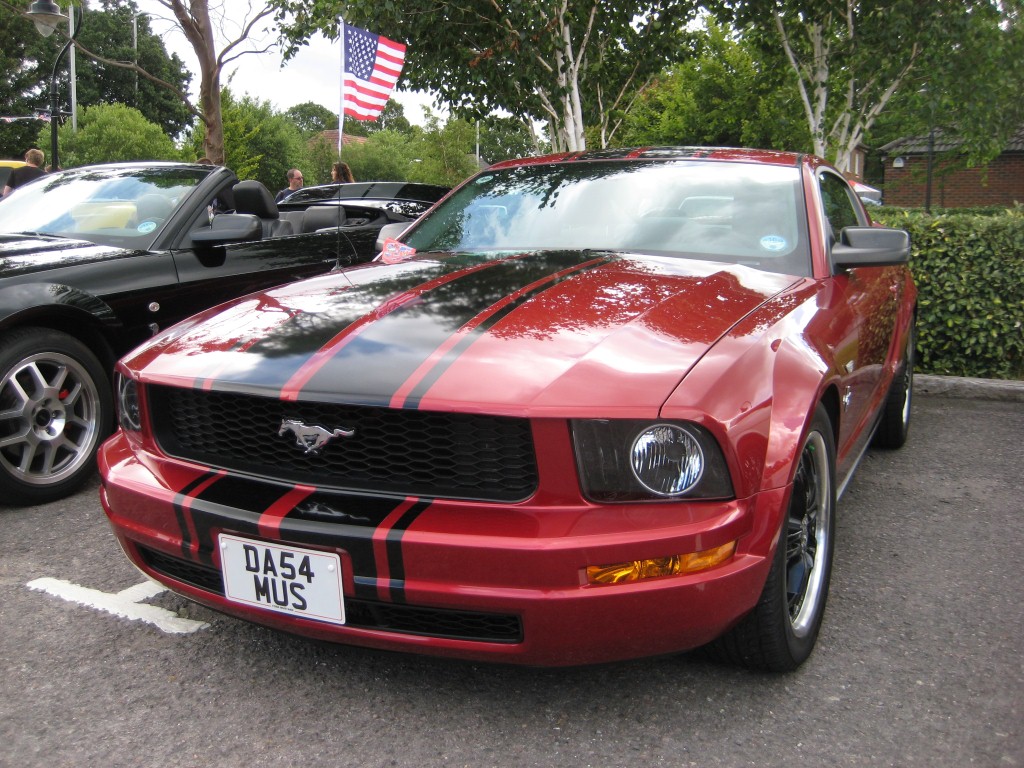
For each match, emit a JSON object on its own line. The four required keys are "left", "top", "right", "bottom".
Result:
{"left": 630, "top": 424, "right": 704, "bottom": 496}
{"left": 572, "top": 419, "right": 733, "bottom": 502}
{"left": 116, "top": 372, "right": 142, "bottom": 432}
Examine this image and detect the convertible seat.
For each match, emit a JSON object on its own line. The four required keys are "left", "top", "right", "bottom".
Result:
{"left": 301, "top": 205, "right": 347, "bottom": 233}
{"left": 232, "top": 180, "right": 294, "bottom": 238}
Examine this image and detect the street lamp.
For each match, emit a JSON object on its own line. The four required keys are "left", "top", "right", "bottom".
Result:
{"left": 26, "top": 0, "right": 83, "bottom": 171}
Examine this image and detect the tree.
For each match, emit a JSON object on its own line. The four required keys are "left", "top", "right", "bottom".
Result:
{"left": 362, "top": 99, "right": 412, "bottom": 136}
{"left": 72, "top": 0, "right": 192, "bottom": 137}
{"left": 189, "top": 89, "right": 306, "bottom": 191}
{"left": 0, "top": 2, "right": 51, "bottom": 158}
{"left": 727, "top": 0, "right": 1008, "bottom": 171}
{"left": 867, "top": 0, "right": 1024, "bottom": 168}
{"left": 271, "top": 0, "right": 700, "bottom": 152}
{"left": 339, "top": 130, "right": 419, "bottom": 182}
{"left": 285, "top": 101, "right": 337, "bottom": 135}
{"left": 408, "top": 114, "right": 479, "bottom": 186}
{"left": 618, "top": 21, "right": 809, "bottom": 151}
{"left": 477, "top": 115, "right": 541, "bottom": 164}
{"left": 150, "top": 0, "right": 277, "bottom": 164}
{"left": 51, "top": 102, "right": 181, "bottom": 166}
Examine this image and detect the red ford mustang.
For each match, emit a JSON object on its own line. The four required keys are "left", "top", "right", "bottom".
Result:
{"left": 99, "top": 148, "right": 916, "bottom": 670}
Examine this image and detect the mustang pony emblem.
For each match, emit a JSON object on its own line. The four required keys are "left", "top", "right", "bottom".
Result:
{"left": 278, "top": 419, "right": 355, "bottom": 455}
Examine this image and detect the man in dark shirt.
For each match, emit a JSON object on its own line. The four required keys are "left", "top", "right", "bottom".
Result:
{"left": 2, "top": 148, "right": 46, "bottom": 197}
{"left": 275, "top": 168, "right": 303, "bottom": 203}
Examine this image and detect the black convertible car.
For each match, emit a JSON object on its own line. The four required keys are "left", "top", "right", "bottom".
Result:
{"left": 0, "top": 162, "right": 435, "bottom": 505}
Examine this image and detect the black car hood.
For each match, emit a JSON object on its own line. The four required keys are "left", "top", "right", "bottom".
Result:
{"left": 0, "top": 233, "right": 128, "bottom": 278}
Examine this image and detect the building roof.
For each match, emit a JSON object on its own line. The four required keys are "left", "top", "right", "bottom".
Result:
{"left": 880, "top": 125, "right": 1024, "bottom": 156}
{"left": 317, "top": 130, "right": 368, "bottom": 149}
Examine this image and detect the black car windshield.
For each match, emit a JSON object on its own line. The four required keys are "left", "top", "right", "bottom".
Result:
{"left": 404, "top": 160, "right": 811, "bottom": 276}
{"left": 0, "top": 166, "right": 210, "bottom": 247}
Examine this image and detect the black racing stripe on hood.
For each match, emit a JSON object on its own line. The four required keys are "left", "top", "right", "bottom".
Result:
{"left": 295, "top": 251, "right": 618, "bottom": 404}
{"left": 401, "top": 255, "right": 616, "bottom": 409}
{"left": 201, "top": 256, "right": 507, "bottom": 394}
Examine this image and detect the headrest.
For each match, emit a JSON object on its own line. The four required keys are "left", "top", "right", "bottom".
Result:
{"left": 303, "top": 205, "right": 346, "bottom": 232}
{"left": 233, "top": 180, "right": 279, "bottom": 219}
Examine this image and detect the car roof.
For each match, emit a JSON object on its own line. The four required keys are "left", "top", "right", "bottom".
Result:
{"left": 488, "top": 147, "right": 808, "bottom": 170}
{"left": 283, "top": 181, "right": 451, "bottom": 205}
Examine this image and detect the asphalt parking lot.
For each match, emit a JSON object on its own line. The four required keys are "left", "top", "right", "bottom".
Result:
{"left": 0, "top": 386, "right": 1021, "bottom": 768}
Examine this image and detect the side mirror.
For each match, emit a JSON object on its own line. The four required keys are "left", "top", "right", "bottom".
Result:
{"left": 832, "top": 226, "right": 910, "bottom": 270}
{"left": 375, "top": 221, "right": 409, "bottom": 253}
{"left": 192, "top": 213, "right": 262, "bottom": 246}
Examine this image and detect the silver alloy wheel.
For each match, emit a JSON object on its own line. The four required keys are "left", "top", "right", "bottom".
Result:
{"left": 786, "top": 429, "right": 833, "bottom": 638}
{"left": 0, "top": 351, "right": 102, "bottom": 486}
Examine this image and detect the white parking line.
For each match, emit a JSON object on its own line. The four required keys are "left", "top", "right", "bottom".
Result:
{"left": 26, "top": 577, "right": 209, "bottom": 634}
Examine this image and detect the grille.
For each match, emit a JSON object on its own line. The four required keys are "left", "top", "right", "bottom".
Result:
{"left": 148, "top": 386, "right": 538, "bottom": 502}
{"left": 138, "top": 546, "right": 523, "bottom": 644}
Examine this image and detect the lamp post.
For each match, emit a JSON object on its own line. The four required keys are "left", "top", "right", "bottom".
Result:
{"left": 26, "top": 0, "right": 83, "bottom": 171}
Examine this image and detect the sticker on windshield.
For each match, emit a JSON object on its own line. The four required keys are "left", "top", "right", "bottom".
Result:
{"left": 760, "top": 235, "right": 787, "bottom": 252}
{"left": 137, "top": 221, "right": 158, "bottom": 234}
{"left": 380, "top": 238, "right": 417, "bottom": 264}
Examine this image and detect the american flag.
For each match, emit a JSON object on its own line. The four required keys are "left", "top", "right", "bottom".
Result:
{"left": 343, "top": 23, "right": 407, "bottom": 121}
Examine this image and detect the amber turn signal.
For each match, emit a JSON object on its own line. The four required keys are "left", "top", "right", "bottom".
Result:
{"left": 586, "top": 541, "right": 737, "bottom": 585}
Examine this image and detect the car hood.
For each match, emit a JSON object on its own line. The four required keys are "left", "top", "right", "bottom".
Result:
{"left": 129, "top": 250, "right": 798, "bottom": 417}
{"left": 0, "top": 233, "right": 124, "bottom": 277}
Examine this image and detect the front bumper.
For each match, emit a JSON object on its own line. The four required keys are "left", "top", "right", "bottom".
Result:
{"left": 99, "top": 431, "right": 788, "bottom": 666}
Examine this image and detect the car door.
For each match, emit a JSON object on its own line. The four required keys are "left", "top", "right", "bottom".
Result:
{"left": 817, "top": 171, "right": 902, "bottom": 468}
{"left": 150, "top": 190, "right": 347, "bottom": 335}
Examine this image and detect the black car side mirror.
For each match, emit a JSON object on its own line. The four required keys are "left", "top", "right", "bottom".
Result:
{"left": 192, "top": 213, "right": 262, "bottom": 246}
{"left": 832, "top": 226, "right": 911, "bottom": 270}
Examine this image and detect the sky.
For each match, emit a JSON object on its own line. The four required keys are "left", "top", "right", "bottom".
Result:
{"left": 134, "top": 0, "right": 440, "bottom": 126}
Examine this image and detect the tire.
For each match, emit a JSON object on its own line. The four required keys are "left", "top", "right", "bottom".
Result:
{"left": 873, "top": 319, "right": 916, "bottom": 449}
{"left": 0, "top": 328, "right": 113, "bottom": 506}
{"left": 709, "top": 404, "right": 836, "bottom": 672}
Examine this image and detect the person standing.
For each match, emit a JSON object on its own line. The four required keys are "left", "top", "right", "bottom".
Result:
{"left": 2, "top": 148, "right": 46, "bottom": 197}
{"left": 275, "top": 168, "right": 304, "bottom": 202}
{"left": 331, "top": 161, "right": 355, "bottom": 183}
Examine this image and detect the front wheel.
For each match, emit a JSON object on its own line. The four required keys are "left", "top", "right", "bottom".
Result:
{"left": 873, "top": 319, "right": 916, "bottom": 449}
{"left": 708, "top": 404, "right": 836, "bottom": 671}
{"left": 0, "top": 328, "right": 113, "bottom": 506}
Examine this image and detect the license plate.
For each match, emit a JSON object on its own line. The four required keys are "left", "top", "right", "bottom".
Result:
{"left": 219, "top": 534, "right": 345, "bottom": 625}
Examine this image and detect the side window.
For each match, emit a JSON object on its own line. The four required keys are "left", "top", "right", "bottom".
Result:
{"left": 819, "top": 172, "right": 861, "bottom": 240}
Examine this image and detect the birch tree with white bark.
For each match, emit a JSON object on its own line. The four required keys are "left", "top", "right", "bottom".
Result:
{"left": 271, "top": 0, "right": 699, "bottom": 152}
{"left": 729, "top": 0, "right": 1006, "bottom": 172}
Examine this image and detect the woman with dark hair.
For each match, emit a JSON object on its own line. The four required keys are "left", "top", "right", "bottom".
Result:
{"left": 332, "top": 162, "right": 355, "bottom": 183}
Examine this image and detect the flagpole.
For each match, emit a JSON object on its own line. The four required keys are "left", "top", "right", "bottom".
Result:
{"left": 338, "top": 17, "right": 346, "bottom": 156}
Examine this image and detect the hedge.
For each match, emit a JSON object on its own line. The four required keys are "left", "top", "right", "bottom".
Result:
{"left": 870, "top": 207, "right": 1024, "bottom": 380}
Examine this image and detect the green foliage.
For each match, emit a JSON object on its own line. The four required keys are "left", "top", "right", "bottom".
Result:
{"left": 0, "top": 2, "right": 58, "bottom": 157}
{"left": 477, "top": 115, "right": 539, "bottom": 164}
{"left": 872, "top": 208, "right": 1024, "bottom": 379}
{"left": 338, "top": 115, "right": 478, "bottom": 188}
{"left": 270, "top": 0, "right": 702, "bottom": 150}
{"left": 285, "top": 101, "right": 337, "bottom": 136}
{"left": 619, "top": 21, "right": 809, "bottom": 151}
{"left": 74, "top": 0, "right": 193, "bottom": 138}
{"left": 51, "top": 103, "right": 181, "bottom": 166}
{"left": 190, "top": 90, "right": 308, "bottom": 191}
{"left": 340, "top": 130, "right": 419, "bottom": 182}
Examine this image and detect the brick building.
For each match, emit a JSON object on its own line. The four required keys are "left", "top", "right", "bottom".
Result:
{"left": 879, "top": 126, "right": 1024, "bottom": 208}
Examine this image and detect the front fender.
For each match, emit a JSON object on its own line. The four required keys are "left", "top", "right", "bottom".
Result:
{"left": 661, "top": 281, "right": 838, "bottom": 501}
{"left": 0, "top": 281, "right": 120, "bottom": 332}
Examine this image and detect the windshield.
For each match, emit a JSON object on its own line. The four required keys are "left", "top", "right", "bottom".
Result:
{"left": 0, "top": 166, "right": 210, "bottom": 248}
{"left": 404, "top": 160, "right": 810, "bottom": 276}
